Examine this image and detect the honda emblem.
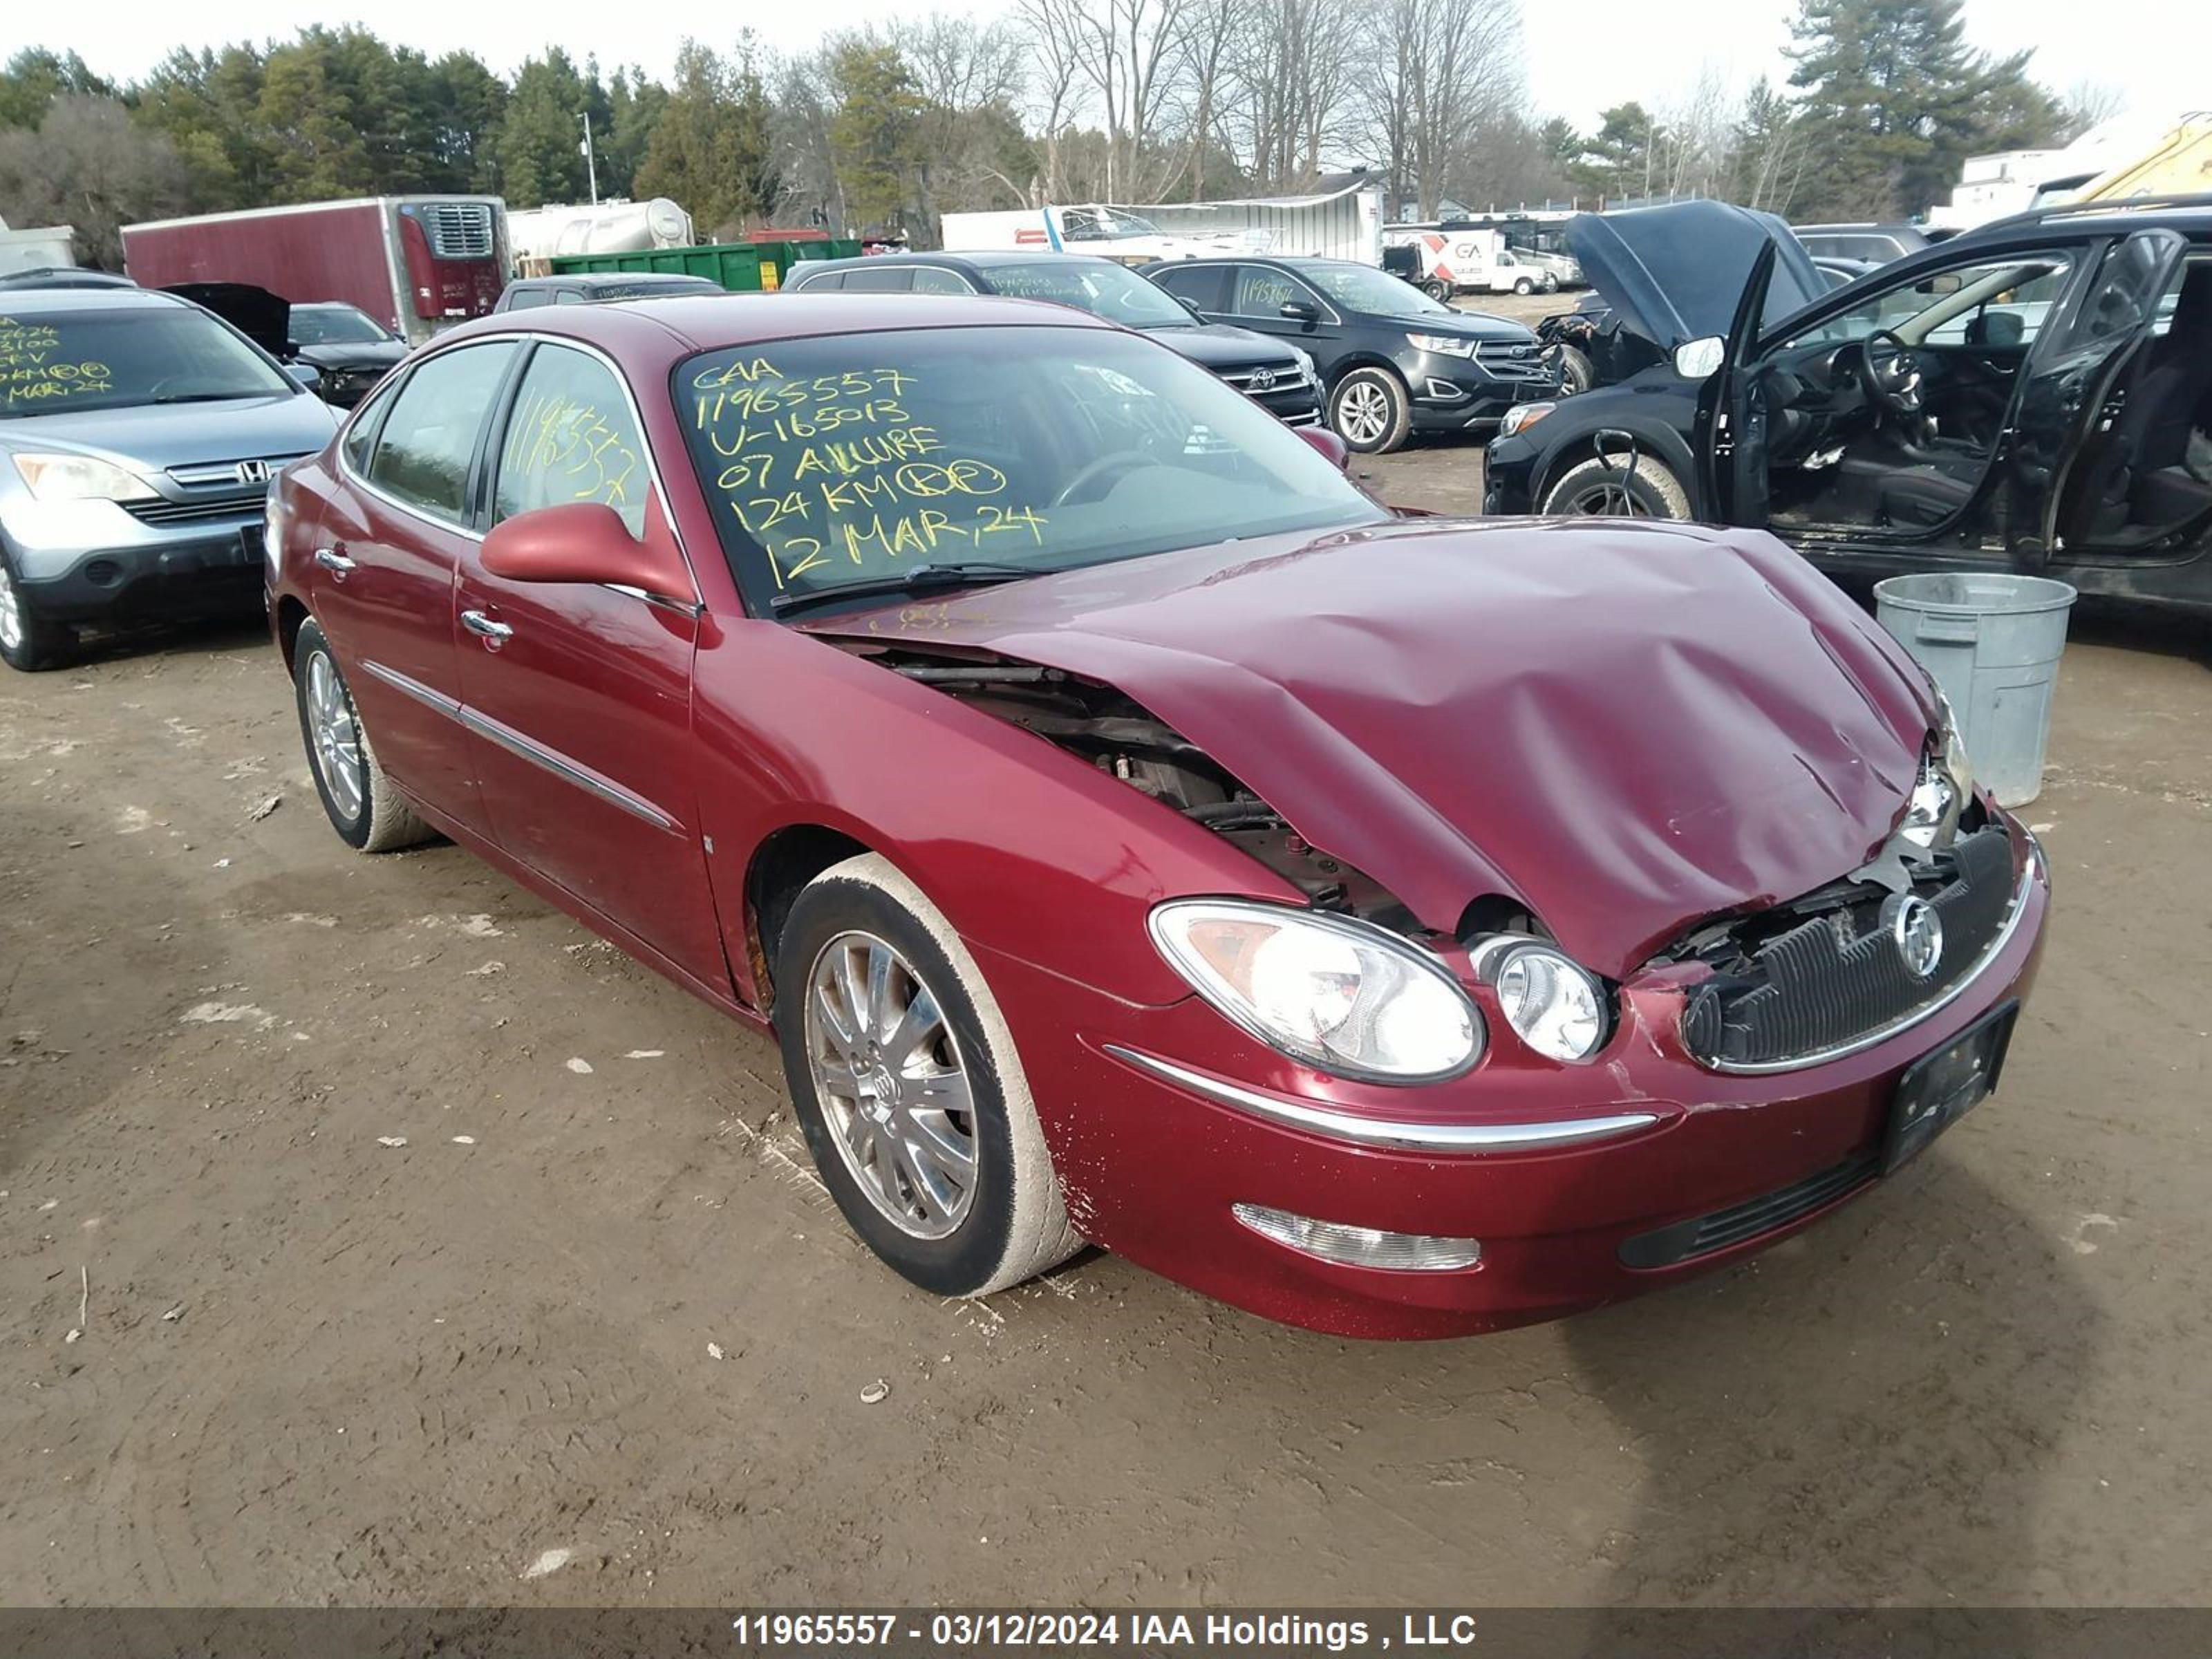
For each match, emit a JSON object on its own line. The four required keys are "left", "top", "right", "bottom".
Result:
{"left": 234, "top": 459, "right": 272, "bottom": 486}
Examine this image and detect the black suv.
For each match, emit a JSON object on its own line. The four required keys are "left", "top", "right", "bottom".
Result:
{"left": 1141, "top": 255, "right": 1552, "bottom": 453}
{"left": 494, "top": 272, "right": 727, "bottom": 310}
{"left": 1485, "top": 196, "right": 2212, "bottom": 614}
{"left": 783, "top": 252, "right": 1322, "bottom": 429}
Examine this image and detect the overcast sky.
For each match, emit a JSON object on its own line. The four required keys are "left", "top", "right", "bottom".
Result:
{"left": 24, "top": 0, "right": 2209, "bottom": 142}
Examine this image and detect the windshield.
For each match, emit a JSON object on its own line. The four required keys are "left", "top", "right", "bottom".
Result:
{"left": 984, "top": 261, "right": 1192, "bottom": 329}
{"left": 1300, "top": 263, "right": 1451, "bottom": 318}
{"left": 679, "top": 326, "right": 1381, "bottom": 613}
{"left": 291, "top": 306, "right": 391, "bottom": 346}
{"left": 1097, "top": 209, "right": 1163, "bottom": 237}
{"left": 1, "top": 306, "right": 294, "bottom": 418}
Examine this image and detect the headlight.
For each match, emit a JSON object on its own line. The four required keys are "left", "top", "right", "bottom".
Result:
{"left": 1901, "top": 681, "right": 1974, "bottom": 849}
{"left": 1470, "top": 936, "right": 1610, "bottom": 1062}
{"left": 10, "top": 453, "right": 158, "bottom": 503}
{"left": 1406, "top": 332, "right": 1478, "bottom": 359}
{"left": 1149, "top": 899, "right": 1481, "bottom": 1082}
{"left": 1499, "top": 402, "right": 1555, "bottom": 438}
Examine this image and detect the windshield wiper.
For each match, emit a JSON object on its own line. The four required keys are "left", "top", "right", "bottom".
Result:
{"left": 770, "top": 561, "right": 1040, "bottom": 615}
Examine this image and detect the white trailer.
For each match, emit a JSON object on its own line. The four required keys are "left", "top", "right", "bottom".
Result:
{"left": 507, "top": 198, "right": 695, "bottom": 264}
{"left": 938, "top": 204, "right": 1264, "bottom": 264}
{"left": 0, "top": 217, "right": 78, "bottom": 276}
{"left": 1385, "top": 225, "right": 1558, "bottom": 297}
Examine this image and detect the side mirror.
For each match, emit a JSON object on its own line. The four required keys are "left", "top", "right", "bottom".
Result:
{"left": 1674, "top": 336, "right": 1725, "bottom": 380}
{"left": 285, "top": 362, "right": 322, "bottom": 389}
{"left": 1175, "top": 293, "right": 1206, "bottom": 318}
{"left": 480, "top": 502, "right": 693, "bottom": 602}
{"left": 1296, "top": 426, "right": 1349, "bottom": 470}
{"left": 1280, "top": 299, "right": 1320, "bottom": 324}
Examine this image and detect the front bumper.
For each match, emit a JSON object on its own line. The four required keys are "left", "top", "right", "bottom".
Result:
{"left": 977, "top": 820, "right": 2050, "bottom": 1340}
{"left": 1481, "top": 431, "right": 1542, "bottom": 512}
{"left": 1404, "top": 359, "right": 1555, "bottom": 434}
{"left": 4, "top": 496, "right": 266, "bottom": 626}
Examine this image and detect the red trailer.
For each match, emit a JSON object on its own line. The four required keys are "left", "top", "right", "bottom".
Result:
{"left": 121, "top": 196, "right": 508, "bottom": 347}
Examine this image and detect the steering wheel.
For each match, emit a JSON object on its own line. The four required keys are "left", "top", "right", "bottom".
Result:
{"left": 1051, "top": 451, "right": 1150, "bottom": 508}
{"left": 1857, "top": 329, "right": 1926, "bottom": 419}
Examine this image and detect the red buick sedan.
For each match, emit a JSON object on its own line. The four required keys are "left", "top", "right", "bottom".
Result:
{"left": 265, "top": 294, "right": 2050, "bottom": 1339}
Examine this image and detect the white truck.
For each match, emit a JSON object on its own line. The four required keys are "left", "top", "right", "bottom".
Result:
{"left": 1, "top": 216, "right": 78, "bottom": 278}
{"left": 1384, "top": 225, "right": 1558, "bottom": 299}
{"left": 938, "top": 205, "right": 1268, "bottom": 265}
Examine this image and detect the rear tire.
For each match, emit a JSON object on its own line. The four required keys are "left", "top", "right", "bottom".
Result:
{"left": 1328, "top": 366, "right": 1413, "bottom": 455}
{"left": 775, "top": 853, "right": 1082, "bottom": 1297}
{"left": 292, "top": 618, "right": 434, "bottom": 852}
{"left": 1538, "top": 453, "right": 1692, "bottom": 520}
{"left": 1420, "top": 279, "right": 1452, "bottom": 304}
{"left": 0, "top": 548, "right": 75, "bottom": 673}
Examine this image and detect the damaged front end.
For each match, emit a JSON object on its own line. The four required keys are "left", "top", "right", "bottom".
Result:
{"left": 1658, "top": 741, "right": 2038, "bottom": 1074}
{"left": 852, "top": 643, "right": 1419, "bottom": 928}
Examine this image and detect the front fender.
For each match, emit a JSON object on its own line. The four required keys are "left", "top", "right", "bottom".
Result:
{"left": 691, "top": 618, "right": 1305, "bottom": 1009}
{"left": 1517, "top": 384, "right": 1706, "bottom": 515}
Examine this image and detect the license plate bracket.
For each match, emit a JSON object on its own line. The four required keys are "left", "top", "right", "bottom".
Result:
{"left": 1883, "top": 1000, "right": 2018, "bottom": 1173}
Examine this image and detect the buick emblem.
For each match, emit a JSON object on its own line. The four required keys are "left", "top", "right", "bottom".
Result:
{"left": 1248, "top": 368, "right": 1277, "bottom": 391}
{"left": 1885, "top": 894, "right": 1944, "bottom": 980}
{"left": 234, "top": 459, "right": 272, "bottom": 486}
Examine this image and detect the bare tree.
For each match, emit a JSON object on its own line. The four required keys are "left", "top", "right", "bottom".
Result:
{"left": 2058, "top": 80, "right": 2124, "bottom": 143}
{"left": 1353, "top": 0, "right": 1519, "bottom": 217}
{"left": 1017, "top": 0, "right": 1191, "bottom": 200}
{"left": 0, "top": 95, "right": 188, "bottom": 269}
{"left": 892, "top": 16, "right": 1033, "bottom": 225}
{"left": 1224, "top": 0, "right": 1366, "bottom": 193}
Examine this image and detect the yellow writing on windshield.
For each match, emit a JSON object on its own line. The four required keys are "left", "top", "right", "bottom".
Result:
{"left": 694, "top": 355, "right": 1056, "bottom": 590}
{"left": 0, "top": 319, "right": 113, "bottom": 404}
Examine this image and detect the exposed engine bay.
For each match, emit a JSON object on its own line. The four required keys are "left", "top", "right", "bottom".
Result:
{"left": 847, "top": 644, "right": 1418, "bottom": 929}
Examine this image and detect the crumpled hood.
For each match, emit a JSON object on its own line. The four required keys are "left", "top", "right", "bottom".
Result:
{"left": 812, "top": 518, "right": 1935, "bottom": 977}
{"left": 1566, "top": 200, "right": 1828, "bottom": 350}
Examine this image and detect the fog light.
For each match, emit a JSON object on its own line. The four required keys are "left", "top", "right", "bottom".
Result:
{"left": 1232, "top": 1203, "right": 1481, "bottom": 1271}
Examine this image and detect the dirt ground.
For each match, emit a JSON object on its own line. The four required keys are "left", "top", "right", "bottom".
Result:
{"left": 2, "top": 437, "right": 2209, "bottom": 1609}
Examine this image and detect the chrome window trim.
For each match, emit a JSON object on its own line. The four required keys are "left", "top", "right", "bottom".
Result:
{"left": 1101, "top": 1044, "right": 1659, "bottom": 1154}
{"left": 1699, "top": 832, "right": 2045, "bottom": 1076}
{"left": 357, "top": 658, "right": 678, "bottom": 832}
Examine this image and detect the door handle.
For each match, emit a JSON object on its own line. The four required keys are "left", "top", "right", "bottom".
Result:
{"left": 313, "top": 547, "right": 355, "bottom": 575}
{"left": 460, "top": 609, "right": 514, "bottom": 643}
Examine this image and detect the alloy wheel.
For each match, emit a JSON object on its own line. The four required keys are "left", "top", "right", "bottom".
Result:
{"left": 804, "top": 929, "right": 979, "bottom": 1239}
{"left": 304, "top": 650, "right": 366, "bottom": 820}
{"left": 1563, "top": 478, "right": 1647, "bottom": 516}
{"left": 1337, "top": 382, "right": 1390, "bottom": 446}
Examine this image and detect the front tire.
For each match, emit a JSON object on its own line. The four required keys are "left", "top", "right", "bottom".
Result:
{"left": 0, "top": 547, "right": 75, "bottom": 673}
{"left": 776, "top": 853, "right": 1082, "bottom": 1297}
{"left": 1538, "top": 453, "right": 1692, "bottom": 519}
{"left": 1555, "top": 344, "right": 1596, "bottom": 396}
{"left": 1512, "top": 276, "right": 1537, "bottom": 296}
{"left": 1328, "top": 366, "right": 1413, "bottom": 455}
{"left": 292, "top": 619, "right": 434, "bottom": 852}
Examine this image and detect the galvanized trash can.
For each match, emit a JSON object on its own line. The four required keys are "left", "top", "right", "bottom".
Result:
{"left": 1873, "top": 572, "right": 2077, "bottom": 807}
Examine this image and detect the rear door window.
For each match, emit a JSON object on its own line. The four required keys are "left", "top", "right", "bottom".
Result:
{"left": 1150, "top": 263, "right": 1228, "bottom": 312}
{"left": 364, "top": 341, "right": 519, "bottom": 525}
{"left": 909, "top": 266, "right": 975, "bottom": 294}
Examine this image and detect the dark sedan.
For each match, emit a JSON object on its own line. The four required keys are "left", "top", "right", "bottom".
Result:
{"left": 784, "top": 252, "right": 1323, "bottom": 428}
{"left": 1143, "top": 255, "right": 1554, "bottom": 453}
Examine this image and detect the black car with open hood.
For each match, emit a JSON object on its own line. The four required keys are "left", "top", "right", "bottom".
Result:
{"left": 1486, "top": 195, "right": 2212, "bottom": 615}
{"left": 162, "top": 283, "right": 404, "bottom": 408}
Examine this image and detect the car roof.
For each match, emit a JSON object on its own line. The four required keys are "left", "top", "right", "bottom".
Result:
{"left": 509, "top": 272, "right": 716, "bottom": 290}
{"left": 0, "top": 287, "right": 200, "bottom": 317}
{"left": 789, "top": 251, "right": 1144, "bottom": 278}
{"left": 434, "top": 292, "right": 1115, "bottom": 358}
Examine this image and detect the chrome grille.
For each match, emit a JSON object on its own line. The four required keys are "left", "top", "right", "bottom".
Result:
{"left": 419, "top": 202, "right": 495, "bottom": 259}
{"left": 1472, "top": 341, "right": 1554, "bottom": 382}
{"left": 166, "top": 456, "right": 306, "bottom": 491}
{"left": 1678, "top": 826, "right": 2021, "bottom": 1072}
{"left": 125, "top": 494, "right": 262, "bottom": 526}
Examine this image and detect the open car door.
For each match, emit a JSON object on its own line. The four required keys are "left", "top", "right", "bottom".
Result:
{"left": 2012, "top": 227, "right": 2189, "bottom": 561}
{"left": 1695, "top": 239, "right": 1777, "bottom": 525}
